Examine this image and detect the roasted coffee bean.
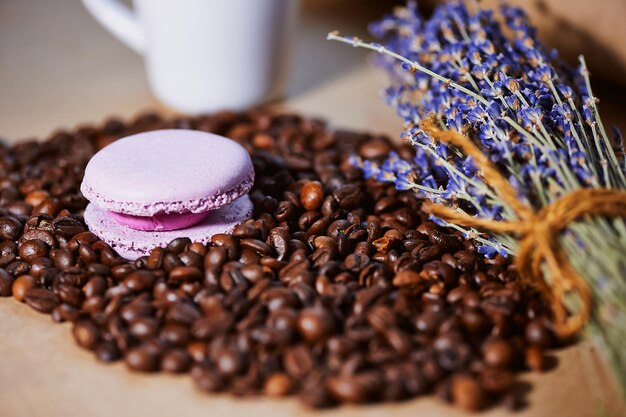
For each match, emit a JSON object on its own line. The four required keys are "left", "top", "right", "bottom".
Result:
{"left": 232, "top": 223, "right": 260, "bottom": 239}
{"left": 12, "top": 274, "right": 36, "bottom": 302}
{"left": 191, "top": 314, "right": 234, "bottom": 340}
{"left": 374, "top": 196, "right": 400, "bottom": 214}
{"left": 434, "top": 337, "right": 472, "bottom": 372}
{"left": 24, "top": 287, "right": 60, "bottom": 313}
{"left": 365, "top": 304, "right": 396, "bottom": 332}
{"left": 192, "top": 366, "right": 225, "bottom": 392}
{"left": 24, "top": 190, "right": 49, "bottom": 207}
{"left": 269, "top": 227, "right": 290, "bottom": 262}
{"left": 0, "top": 241, "right": 17, "bottom": 258}
{"left": 211, "top": 234, "right": 239, "bottom": 260}
{"left": 54, "top": 282, "right": 84, "bottom": 307}
{"left": 130, "top": 317, "right": 160, "bottom": 340}
{"left": 422, "top": 261, "right": 458, "bottom": 286}
{"left": 169, "top": 266, "right": 202, "bottom": 283}
{"left": 167, "top": 300, "right": 201, "bottom": 324}
{"left": 125, "top": 345, "right": 160, "bottom": 372}
{"left": 344, "top": 253, "right": 370, "bottom": 272}
{"left": 451, "top": 374, "right": 486, "bottom": 411}
{"left": 82, "top": 296, "right": 105, "bottom": 318}
{"left": 72, "top": 319, "right": 100, "bottom": 349}
{"left": 0, "top": 216, "right": 22, "bottom": 240}
{"left": 99, "top": 247, "right": 122, "bottom": 267}
{"left": 68, "top": 231, "right": 99, "bottom": 252}
{"left": 239, "top": 248, "right": 261, "bottom": 265}
{"left": 275, "top": 200, "right": 297, "bottom": 222}
{"left": 307, "top": 216, "right": 331, "bottom": 237}
{"left": 28, "top": 257, "right": 52, "bottom": 279}
{"left": 83, "top": 276, "right": 107, "bottom": 298}
{"left": 241, "top": 264, "right": 265, "bottom": 284}
{"left": 25, "top": 214, "right": 52, "bottom": 232}
{"left": 264, "top": 373, "right": 295, "bottom": 397}
{"left": 52, "top": 303, "right": 81, "bottom": 323}
{"left": 283, "top": 344, "right": 315, "bottom": 379}
{"left": 356, "top": 135, "right": 392, "bottom": 159}
{"left": 101, "top": 117, "right": 125, "bottom": 134}
{"left": 327, "top": 219, "right": 355, "bottom": 239}
{"left": 123, "top": 270, "right": 156, "bottom": 292}
{"left": 86, "top": 262, "right": 109, "bottom": 277}
{"left": 52, "top": 216, "right": 85, "bottom": 238}
{"left": 0, "top": 268, "right": 15, "bottom": 296}
{"left": 163, "top": 253, "right": 183, "bottom": 272}
{"left": 34, "top": 198, "right": 60, "bottom": 216}
{"left": 204, "top": 249, "right": 227, "bottom": 271}
{"left": 178, "top": 251, "right": 203, "bottom": 268}
{"left": 161, "top": 349, "right": 192, "bottom": 373}
{"left": 110, "top": 264, "right": 137, "bottom": 281}
{"left": 326, "top": 371, "right": 383, "bottom": 403}
{"left": 5, "top": 260, "right": 29, "bottom": 277}
{"left": 215, "top": 346, "right": 246, "bottom": 377}
{"left": 296, "top": 212, "right": 318, "bottom": 232}
{"left": 135, "top": 256, "right": 150, "bottom": 270}
{"left": 353, "top": 285, "right": 388, "bottom": 315}
{"left": 299, "top": 376, "right": 335, "bottom": 408}
{"left": 482, "top": 338, "right": 515, "bottom": 368}
{"left": 479, "top": 367, "right": 515, "bottom": 394}
{"left": 78, "top": 244, "right": 98, "bottom": 264}
{"left": 119, "top": 297, "right": 155, "bottom": 323}
{"left": 58, "top": 271, "right": 86, "bottom": 289}
{"left": 525, "top": 320, "right": 552, "bottom": 348}
{"left": 186, "top": 341, "right": 208, "bottom": 363}
{"left": 326, "top": 336, "right": 356, "bottom": 358}
{"left": 22, "top": 229, "right": 56, "bottom": 248}
{"left": 524, "top": 347, "right": 548, "bottom": 371}
{"left": 147, "top": 247, "right": 165, "bottom": 269}
{"left": 18, "top": 239, "right": 49, "bottom": 263}
{"left": 321, "top": 195, "right": 338, "bottom": 217}
{"left": 160, "top": 322, "right": 191, "bottom": 347}
{"left": 398, "top": 363, "right": 428, "bottom": 396}
{"left": 187, "top": 242, "right": 207, "bottom": 256}
{"left": 300, "top": 181, "right": 324, "bottom": 211}
{"left": 166, "top": 237, "right": 191, "bottom": 255}
{"left": 53, "top": 248, "right": 74, "bottom": 270}
{"left": 95, "top": 340, "right": 121, "bottom": 363}
{"left": 278, "top": 259, "right": 310, "bottom": 284}
{"left": 296, "top": 306, "right": 336, "bottom": 343}
{"left": 332, "top": 184, "right": 363, "bottom": 209}
{"left": 240, "top": 239, "right": 272, "bottom": 257}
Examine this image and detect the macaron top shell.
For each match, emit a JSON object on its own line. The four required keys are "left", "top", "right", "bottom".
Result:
{"left": 81, "top": 130, "right": 254, "bottom": 216}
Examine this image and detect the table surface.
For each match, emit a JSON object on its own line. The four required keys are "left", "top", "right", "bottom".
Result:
{"left": 0, "top": 1, "right": 623, "bottom": 417}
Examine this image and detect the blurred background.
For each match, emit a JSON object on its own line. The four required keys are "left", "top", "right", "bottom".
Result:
{"left": 0, "top": 0, "right": 624, "bottom": 140}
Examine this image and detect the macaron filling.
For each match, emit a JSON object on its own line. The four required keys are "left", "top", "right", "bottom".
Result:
{"left": 109, "top": 210, "right": 211, "bottom": 232}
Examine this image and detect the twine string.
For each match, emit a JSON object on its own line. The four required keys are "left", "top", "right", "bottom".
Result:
{"left": 420, "top": 119, "right": 626, "bottom": 339}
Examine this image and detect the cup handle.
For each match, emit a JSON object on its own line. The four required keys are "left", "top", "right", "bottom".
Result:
{"left": 81, "top": 0, "right": 145, "bottom": 54}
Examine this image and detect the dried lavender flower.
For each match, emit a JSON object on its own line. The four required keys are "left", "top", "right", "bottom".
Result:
{"left": 328, "top": 0, "right": 626, "bottom": 400}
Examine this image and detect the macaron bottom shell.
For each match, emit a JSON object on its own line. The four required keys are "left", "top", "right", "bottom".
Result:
{"left": 84, "top": 195, "right": 253, "bottom": 260}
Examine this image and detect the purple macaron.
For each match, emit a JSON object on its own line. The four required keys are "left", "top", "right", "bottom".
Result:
{"left": 81, "top": 129, "right": 254, "bottom": 259}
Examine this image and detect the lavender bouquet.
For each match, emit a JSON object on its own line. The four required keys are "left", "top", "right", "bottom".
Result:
{"left": 328, "top": 1, "right": 626, "bottom": 398}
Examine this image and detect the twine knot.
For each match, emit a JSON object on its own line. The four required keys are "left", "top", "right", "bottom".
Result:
{"left": 420, "top": 119, "right": 626, "bottom": 339}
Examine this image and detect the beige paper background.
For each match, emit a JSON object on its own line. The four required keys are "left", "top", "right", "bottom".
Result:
{"left": 0, "top": 1, "right": 624, "bottom": 416}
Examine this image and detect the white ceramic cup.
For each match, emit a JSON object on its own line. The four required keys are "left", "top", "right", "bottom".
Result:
{"left": 82, "top": 0, "right": 298, "bottom": 113}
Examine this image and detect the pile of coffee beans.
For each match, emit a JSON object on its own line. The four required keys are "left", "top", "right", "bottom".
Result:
{"left": 0, "top": 111, "right": 556, "bottom": 411}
